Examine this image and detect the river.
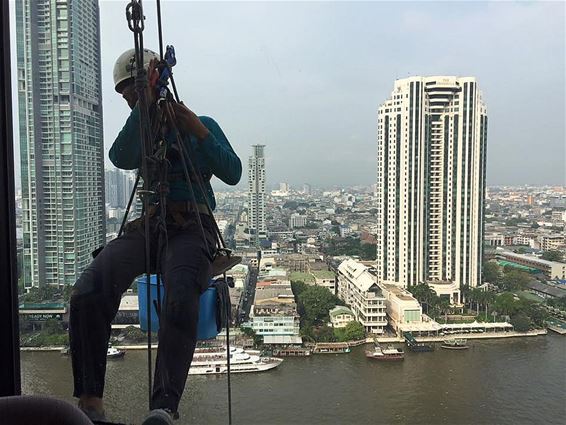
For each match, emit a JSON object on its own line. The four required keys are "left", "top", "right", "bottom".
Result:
{"left": 20, "top": 334, "right": 565, "bottom": 425}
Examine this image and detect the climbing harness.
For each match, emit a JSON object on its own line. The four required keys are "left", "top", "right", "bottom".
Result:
{"left": 123, "top": 0, "right": 239, "bottom": 422}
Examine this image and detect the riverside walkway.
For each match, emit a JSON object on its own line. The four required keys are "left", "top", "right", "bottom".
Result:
{"left": 376, "top": 329, "right": 547, "bottom": 343}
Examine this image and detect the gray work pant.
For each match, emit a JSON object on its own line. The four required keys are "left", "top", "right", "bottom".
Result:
{"left": 69, "top": 213, "right": 215, "bottom": 413}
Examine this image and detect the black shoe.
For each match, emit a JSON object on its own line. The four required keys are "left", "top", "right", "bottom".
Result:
{"left": 141, "top": 408, "right": 178, "bottom": 425}
{"left": 211, "top": 252, "right": 242, "bottom": 276}
{"left": 79, "top": 406, "right": 108, "bottom": 423}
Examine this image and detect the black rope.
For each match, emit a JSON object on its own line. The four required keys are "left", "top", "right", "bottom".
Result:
{"left": 126, "top": 0, "right": 154, "bottom": 408}
{"left": 213, "top": 276, "right": 233, "bottom": 425}
{"left": 156, "top": 0, "right": 164, "bottom": 60}
{"left": 117, "top": 173, "right": 140, "bottom": 238}
{"left": 176, "top": 125, "right": 227, "bottom": 249}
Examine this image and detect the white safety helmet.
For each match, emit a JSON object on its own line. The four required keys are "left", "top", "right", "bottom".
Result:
{"left": 113, "top": 48, "right": 160, "bottom": 93}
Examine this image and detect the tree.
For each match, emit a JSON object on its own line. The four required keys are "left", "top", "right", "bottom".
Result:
{"left": 360, "top": 243, "right": 377, "bottom": 261}
{"left": 510, "top": 314, "right": 531, "bottom": 332}
{"left": 283, "top": 200, "right": 298, "bottom": 210}
{"left": 499, "top": 269, "right": 531, "bottom": 291}
{"left": 541, "top": 250, "right": 564, "bottom": 262}
{"left": 43, "top": 318, "right": 63, "bottom": 335}
{"left": 522, "top": 302, "right": 549, "bottom": 328}
{"left": 291, "top": 281, "right": 308, "bottom": 298}
{"left": 313, "top": 325, "right": 336, "bottom": 342}
{"left": 340, "top": 321, "right": 365, "bottom": 341}
{"left": 121, "top": 325, "right": 147, "bottom": 343}
{"left": 438, "top": 298, "right": 451, "bottom": 323}
{"left": 483, "top": 261, "right": 501, "bottom": 284}
{"left": 494, "top": 292, "right": 521, "bottom": 316}
{"left": 467, "top": 288, "right": 482, "bottom": 315}
{"left": 409, "top": 284, "right": 439, "bottom": 315}
{"left": 299, "top": 285, "right": 338, "bottom": 326}
{"left": 481, "top": 291, "right": 496, "bottom": 319}
{"left": 547, "top": 296, "right": 566, "bottom": 310}
{"left": 20, "top": 285, "right": 67, "bottom": 303}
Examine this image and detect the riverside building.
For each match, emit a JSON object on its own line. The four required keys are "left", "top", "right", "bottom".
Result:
{"left": 336, "top": 259, "right": 387, "bottom": 334}
{"left": 16, "top": 0, "right": 105, "bottom": 288}
{"left": 247, "top": 278, "right": 301, "bottom": 343}
{"left": 376, "top": 76, "right": 488, "bottom": 297}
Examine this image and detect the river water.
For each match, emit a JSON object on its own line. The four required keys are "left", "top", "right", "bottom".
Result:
{"left": 20, "top": 335, "right": 565, "bottom": 425}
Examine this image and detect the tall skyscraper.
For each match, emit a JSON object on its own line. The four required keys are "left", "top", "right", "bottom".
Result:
{"left": 105, "top": 168, "right": 133, "bottom": 209}
{"left": 17, "top": 0, "right": 105, "bottom": 288}
{"left": 105, "top": 169, "right": 119, "bottom": 208}
{"left": 376, "top": 76, "right": 487, "bottom": 291}
{"left": 248, "top": 145, "right": 267, "bottom": 246}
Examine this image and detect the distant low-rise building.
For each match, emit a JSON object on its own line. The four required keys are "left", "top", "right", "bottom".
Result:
{"left": 289, "top": 213, "right": 307, "bottom": 229}
{"left": 339, "top": 225, "right": 351, "bottom": 237}
{"left": 540, "top": 234, "right": 565, "bottom": 252}
{"left": 513, "top": 235, "right": 537, "bottom": 248}
{"left": 485, "top": 233, "right": 505, "bottom": 247}
{"left": 313, "top": 270, "right": 336, "bottom": 293}
{"left": 496, "top": 250, "right": 566, "bottom": 280}
{"left": 526, "top": 281, "right": 566, "bottom": 299}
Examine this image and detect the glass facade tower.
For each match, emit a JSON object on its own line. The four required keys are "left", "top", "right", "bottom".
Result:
{"left": 16, "top": 0, "right": 105, "bottom": 288}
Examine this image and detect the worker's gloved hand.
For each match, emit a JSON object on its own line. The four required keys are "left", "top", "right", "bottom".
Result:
{"left": 146, "top": 58, "right": 159, "bottom": 105}
{"left": 171, "top": 102, "right": 210, "bottom": 140}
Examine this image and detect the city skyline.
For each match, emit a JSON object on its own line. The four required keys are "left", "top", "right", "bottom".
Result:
{"left": 16, "top": 0, "right": 105, "bottom": 288}
{"left": 8, "top": 1, "right": 565, "bottom": 188}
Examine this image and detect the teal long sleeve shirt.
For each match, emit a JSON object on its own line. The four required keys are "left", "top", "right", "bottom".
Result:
{"left": 109, "top": 105, "right": 242, "bottom": 210}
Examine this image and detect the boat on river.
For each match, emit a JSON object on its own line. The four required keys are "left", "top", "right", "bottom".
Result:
{"left": 273, "top": 347, "right": 311, "bottom": 357}
{"left": 312, "top": 342, "right": 351, "bottom": 354}
{"left": 61, "top": 345, "right": 125, "bottom": 358}
{"left": 106, "top": 346, "right": 125, "bottom": 359}
{"left": 189, "top": 346, "right": 282, "bottom": 375}
{"left": 366, "top": 344, "right": 404, "bottom": 361}
{"left": 441, "top": 338, "right": 469, "bottom": 350}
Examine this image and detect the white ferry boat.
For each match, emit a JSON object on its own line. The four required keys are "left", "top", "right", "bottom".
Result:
{"left": 189, "top": 347, "right": 282, "bottom": 375}
{"left": 365, "top": 344, "right": 404, "bottom": 361}
{"left": 107, "top": 346, "right": 125, "bottom": 359}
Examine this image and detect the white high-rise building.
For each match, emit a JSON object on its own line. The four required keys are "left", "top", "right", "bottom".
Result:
{"left": 376, "top": 76, "right": 487, "bottom": 291}
{"left": 17, "top": 0, "right": 105, "bottom": 288}
{"left": 248, "top": 145, "right": 267, "bottom": 246}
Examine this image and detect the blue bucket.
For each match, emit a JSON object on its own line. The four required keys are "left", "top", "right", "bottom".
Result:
{"left": 137, "top": 275, "right": 218, "bottom": 340}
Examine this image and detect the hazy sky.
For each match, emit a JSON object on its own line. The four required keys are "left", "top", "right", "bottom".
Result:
{"left": 10, "top": 1, "right": 566, "bottom": 188}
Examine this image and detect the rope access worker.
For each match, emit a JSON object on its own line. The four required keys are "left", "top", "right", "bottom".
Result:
{"left": 69, "top": 48, "right": 242, "bottom": 423}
